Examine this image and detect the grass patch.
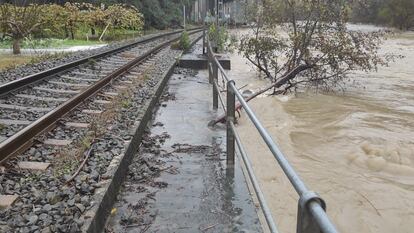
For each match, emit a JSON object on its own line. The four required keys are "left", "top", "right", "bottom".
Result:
{"left": 0, "top": 55, "right": 34, "bottom": 71}
{"left": 121, "top": 99, "right": 132, "bottom": 109}
{"left": 0, "top": 52, "right": 69, "bottom": 71}
{"left": 53, "top": 150, "right": 81, "bottom": 179}
{"left": 0, "top": 38, "right": 105, "bottom": 49}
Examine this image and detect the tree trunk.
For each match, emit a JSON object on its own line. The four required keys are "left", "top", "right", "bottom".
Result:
{"left": 99, "top": 23, "right": 110, "bottom": 42}
{"left": 91, "top": 27, "right": 96, "bottom": 36}
{"left": 12, "top": 38, "right": 21, "bottom": 55}
{"left": 65, "top": 26, "right": 69, "bottom": 39}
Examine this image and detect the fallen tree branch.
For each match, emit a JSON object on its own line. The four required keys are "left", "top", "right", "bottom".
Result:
{"left": 210, "top": 64, "right": 311, "bottom": 126}
{"left": 200, "top": 223, "right": 218, "bottom": 231}
{"left": 65, "top": 143, "right": 95, "bottom": 184}
{"left": 126, "top": 223, "right": 152, "bottom": 228}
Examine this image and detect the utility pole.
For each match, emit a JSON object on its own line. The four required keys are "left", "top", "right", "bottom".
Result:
{"left": 205, "top": 0, "right": 208, "bottom": 20}
{"left": 183, "top": 4, "right": 186, "bottom": 29}
{"left": 216, "top": 0, "right": 219, "bottom": 25}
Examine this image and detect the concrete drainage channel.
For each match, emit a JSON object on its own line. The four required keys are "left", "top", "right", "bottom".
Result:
{"left": 83, "top": 35, "right": 203, "bottom": 233}
{"left": 104, "top": 42, "right": 262, "bottom": 232}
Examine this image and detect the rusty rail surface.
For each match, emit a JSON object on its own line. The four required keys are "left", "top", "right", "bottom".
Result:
{"left": 0, "top": 29, "right": 203, "bottom": 163}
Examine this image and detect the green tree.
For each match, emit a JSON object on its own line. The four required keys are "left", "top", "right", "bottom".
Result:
{"left": 78, "top": 3, "right": 103, "bottom": 36}
{"left": 105, "top": 4, "right": 143, "bottom": 30}
{"left": 48, "top": 0, "right": 196, "bottom": 29}
{"left": 63, "top": 2, "right": 82, "bottom": 40}
{"left": 350, "top": 0, "right": 414, "bottom": 30}
{"left": 136, "top": 0, "right": 168, "bottom": 29}
{"left": 239, "top": 0, "right": 392, "bottom": 95}
{"left": 378, "top": 0, "right": 414, "bottom": 30}
{"left": 350, "top": 0, "right": 387, "bottom": 24}
{"left": 135, "top": 0, "right": 195, "bottom": 29}
{"left": 0, "top": 1, "right": 144, "bottom": 54}
{"left": 39, "top": 4, "right": 68, "bottom": 38}
{"left": 0, "top": 3, "right": 44, "bottom": 54}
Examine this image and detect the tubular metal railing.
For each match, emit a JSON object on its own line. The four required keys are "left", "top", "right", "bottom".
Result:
{"left": 205, "top": 29, "right": 339, "bottom": 233}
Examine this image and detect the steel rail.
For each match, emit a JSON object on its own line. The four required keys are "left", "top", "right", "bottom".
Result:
{"left": 0, "top": 29, "right": 203, "bottom": 163}
{"left": 0, "top": 27, "right": 202, "bottom": 96}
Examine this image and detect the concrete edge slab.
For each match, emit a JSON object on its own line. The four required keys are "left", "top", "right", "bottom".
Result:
{"left": 0, "top": 195, "right": 19, "bottom": 210}
{"left": 44, "top": 139, "right": 72, "bottom": 146}
{"left": 65, "top": 122, "right": 90, "bottom": 129}
{"left": 178, "top": 53, "right": 231, "bottom": 70}
{"left": 82, "top": 109, "right": 103, "bottom": 115}
{"left": 17, "top": 161, "right": 50, "bottom": 171}
{"left": 82, "top": 35, "right": 203, "bottom": 233}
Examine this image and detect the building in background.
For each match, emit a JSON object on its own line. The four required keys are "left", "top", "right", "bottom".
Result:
{"left": 191, "top": 0, "right": 249, "bottom": 25}
{"left": 222, "top": 0, "right": 249, "bottom": 25}
{"left": 190, "top": 0, "right": 213, "bottom": 23}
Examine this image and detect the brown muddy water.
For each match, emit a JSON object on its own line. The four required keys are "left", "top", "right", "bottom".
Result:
{"left": 229, "top": 26, "right": 414, "bottom": 233}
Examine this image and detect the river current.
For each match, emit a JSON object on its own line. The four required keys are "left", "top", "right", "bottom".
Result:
{"left": 229, "top": 26, "right": 414, "bottom": 232}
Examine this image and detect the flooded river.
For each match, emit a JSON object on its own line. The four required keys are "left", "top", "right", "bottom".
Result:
{"left": 229, "top": 26, "right": 414, "bottom": 232}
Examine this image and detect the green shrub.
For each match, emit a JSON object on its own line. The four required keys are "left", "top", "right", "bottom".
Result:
{"left": 171, "top": 31, "right": 191, "bottom": 50}
{"left": 178, "top": 30, "right": 191, "bottom": 50}
{"left": 208, "top": 24, "right": 229, "bottom": 53}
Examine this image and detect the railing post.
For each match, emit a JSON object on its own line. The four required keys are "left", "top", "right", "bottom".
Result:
{"left": 226, "top": 80, "right": 235, "bottom": 165}
{"left": 208, "top": 47, "right": 212, "bottom": 84}
{"left": 212, "top": 61, "right": 218, "bottom": 109}
{"left": 297, "top": 191, "right": 327, "bottom": 233}
{"left": 202, "top": 27, "right": 206, "bottom": 55}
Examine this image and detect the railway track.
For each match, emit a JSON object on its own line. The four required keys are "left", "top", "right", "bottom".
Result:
{"left": 0, "top": 30, "right": 203, "bottom": 232}
{"left": 0, "top": 28, "right": 203, "bottom": 164}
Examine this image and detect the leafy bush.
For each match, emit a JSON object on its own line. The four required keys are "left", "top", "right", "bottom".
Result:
{"left": 179, "top": 31, "right": 190, "bottom": 50}
{"left": 208, "top": 24, "right": 229, "bottom": 53}
{"left": 0, "top": 2, "right": 144, "bottom": 54}
{"left": 171, "top": 31, "right": 190, "bottom": 50}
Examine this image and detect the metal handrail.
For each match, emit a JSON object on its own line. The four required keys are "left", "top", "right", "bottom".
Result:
{"left": 213, "top": 81, "right": 227, "bottom": 111}
{"left": 229, "top": 121, "right": 279, "bottom": 233}
{"left": 228, "top": 80, "right": 338, "bottom": 233}
{"left": 205, "top": 29, "right": 339, "bottom": 233}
